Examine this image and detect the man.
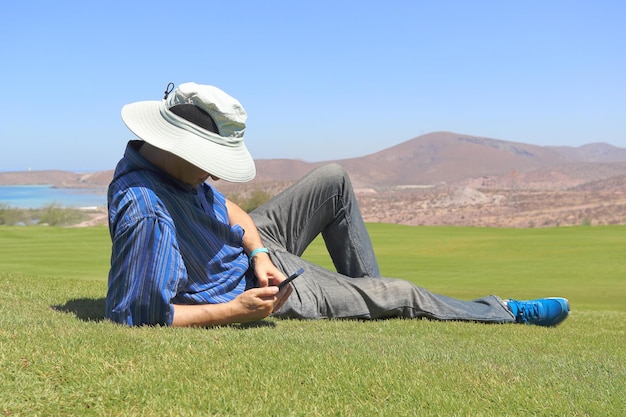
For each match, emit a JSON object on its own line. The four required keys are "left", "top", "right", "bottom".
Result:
{"left": 106, "top": 82, "right": 570, "bottom": 327}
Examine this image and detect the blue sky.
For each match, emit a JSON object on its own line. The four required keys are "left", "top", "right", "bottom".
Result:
{"left": 1, "top": 0, "right": 625, "bottom": 172}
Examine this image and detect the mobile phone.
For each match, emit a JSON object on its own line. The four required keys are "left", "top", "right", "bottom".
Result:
{"left": 277, "top": 267, "right": 304, "bottom": 289}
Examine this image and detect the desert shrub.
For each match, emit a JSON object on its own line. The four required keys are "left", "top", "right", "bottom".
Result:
{"left": 0, "top": 203, "right": 89, "bottom": 226}
{"left": 229, "top": 190, "right": 273, "bottom": 213}
{"left": 36, "top": 204, "right": 88, "bottom": 226}
{"left": 0, "top": 203, "right": 28, "bottom": 225}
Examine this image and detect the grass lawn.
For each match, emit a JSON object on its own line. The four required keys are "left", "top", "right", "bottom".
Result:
{"left": 0, "top": 224, "right": 624, "bottom": 416}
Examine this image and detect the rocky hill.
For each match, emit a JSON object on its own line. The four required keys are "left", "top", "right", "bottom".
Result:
{"left": 2, "top": 132, "right": 626, "bottom": 227}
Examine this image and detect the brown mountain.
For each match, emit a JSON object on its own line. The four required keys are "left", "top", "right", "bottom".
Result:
{"left": 253, "top": 132, "right": 626, "bottom": 227}
{"left": 254, "top": 131, "right": 626, "bottom": 189}
{"left": 336, "top": 132, "right": 567, "bottom": 187}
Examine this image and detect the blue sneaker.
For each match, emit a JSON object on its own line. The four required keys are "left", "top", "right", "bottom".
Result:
{"left": 506, "top": 297, "right": 570, "bottom": 326}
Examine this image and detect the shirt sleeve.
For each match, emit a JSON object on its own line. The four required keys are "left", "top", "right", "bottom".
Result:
{"left": 106, "top": 213, "right": 186, "bottom": 326}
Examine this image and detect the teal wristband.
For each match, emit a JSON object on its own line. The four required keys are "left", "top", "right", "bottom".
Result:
{"left": 249, "top": 247, "right": 269, "bottom": 265}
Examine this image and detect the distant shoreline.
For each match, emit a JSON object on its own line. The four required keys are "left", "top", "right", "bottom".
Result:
{"left": 0, "top": 169, "right": 114, "bottom": 188}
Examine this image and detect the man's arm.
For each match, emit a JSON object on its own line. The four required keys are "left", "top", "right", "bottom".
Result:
{"left": 172, "top": 287, "right": 280, "bottom": 327}
{"left": 225, "top": 198, "right": 285, "bottom": 287}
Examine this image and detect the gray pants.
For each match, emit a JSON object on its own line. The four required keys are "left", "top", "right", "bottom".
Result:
{"left": 250, "top": 164, "right": 515, "bottom": 323}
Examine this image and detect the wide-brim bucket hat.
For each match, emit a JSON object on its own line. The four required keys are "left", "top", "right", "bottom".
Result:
{"left": 121, "top": 82, "right": 256, "bottom": 182}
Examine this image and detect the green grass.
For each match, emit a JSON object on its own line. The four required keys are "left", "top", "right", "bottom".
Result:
{"left": 1, "top": 225, "right": 625, "bottom": 416}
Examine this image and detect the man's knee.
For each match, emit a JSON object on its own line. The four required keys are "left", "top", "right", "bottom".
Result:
{"left": 314, "top": 163, "right": 349, "bottom": 180}
{"left": 312, "top": 163, "right": 352, "bottom": 192}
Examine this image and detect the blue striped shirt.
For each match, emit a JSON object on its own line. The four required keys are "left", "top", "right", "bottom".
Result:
{"left": 106, "top": 141, "right": 252, "bottom": 326}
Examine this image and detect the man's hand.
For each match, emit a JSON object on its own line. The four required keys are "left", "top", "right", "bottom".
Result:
{"left": 252, "top": 252, "right": 283, "bottom": 287}
{"left": 252, "top": 253, "right": 293, "bottom": 312}
{"left": 230, "top": 287, "right": 282, "bottom": 322}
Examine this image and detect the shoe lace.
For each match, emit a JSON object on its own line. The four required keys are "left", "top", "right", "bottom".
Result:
{"left": 515, "top": 301, "right": 541, "bottom": 324}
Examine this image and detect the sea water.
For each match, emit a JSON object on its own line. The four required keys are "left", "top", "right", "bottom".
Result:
{"left": 0, "top": 185, "right": 107, "bottom": 209}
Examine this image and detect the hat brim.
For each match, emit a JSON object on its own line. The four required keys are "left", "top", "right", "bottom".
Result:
{"left": 121, "top": 100, "right": 256, "bottom": 183}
